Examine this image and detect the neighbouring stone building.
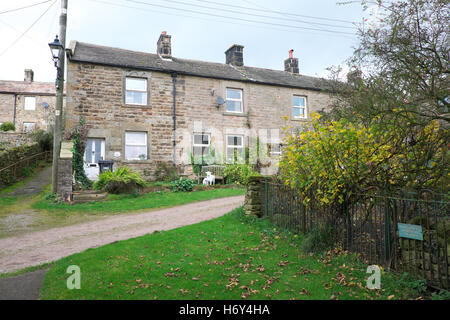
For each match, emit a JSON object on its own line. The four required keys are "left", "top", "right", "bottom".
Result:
{"left": 0, "top": 69, "right": 57, "bottom": 134}
{"left": 65, "top": 32, "right": 334, "bottom": 180}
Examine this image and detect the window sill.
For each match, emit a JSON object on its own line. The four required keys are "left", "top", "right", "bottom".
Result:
{"left": 223, "top": 112, "right": 246, "bottom": 117}
{"left": 122, "top": 104, "right": 151, "bottom": 108}
{"left": 291, "top": 117, "right": 309, "bottom": 122}
{"left": 122, "top": 159, "right": 152, "bottom": 164}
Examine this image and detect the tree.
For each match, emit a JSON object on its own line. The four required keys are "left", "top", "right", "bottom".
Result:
{"left": 321, "top": 0, "right": 448, "bottom": 193}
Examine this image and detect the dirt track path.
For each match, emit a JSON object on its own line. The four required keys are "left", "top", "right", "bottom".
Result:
{"left": 0, "top": 195, "right": 244, "bottom": 274}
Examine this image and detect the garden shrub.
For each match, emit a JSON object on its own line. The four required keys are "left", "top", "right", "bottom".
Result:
{"left": 154, "top": 161, "right": 178, "bottom": 182}
{"left": 301, "top": 225, "right": 335, "bottom": 253}
{"left": 94, "top": 166, "right": 146, "bottom": 194}
{"left": 0, "top": 122, "right": 15, "bottom": 132}
{"left": 171, "top": 178, "right": 195, "bottom": 192}
{"left": 224, "top": 163, "right": 259, "bottom": 185}
{"left": 30, "top": 129, "right": 53, "bottom": 151}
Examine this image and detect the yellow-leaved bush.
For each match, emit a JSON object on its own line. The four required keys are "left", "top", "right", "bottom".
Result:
{"left": 279, "top": 113, "right": 447, "bottom": 207}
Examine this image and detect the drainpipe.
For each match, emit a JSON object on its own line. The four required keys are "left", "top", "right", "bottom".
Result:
{"left": 13, "top": 93, "right": 17, "bottom": 126}
{"left": 171, "top": 72, "right": 177, "bottom": 165}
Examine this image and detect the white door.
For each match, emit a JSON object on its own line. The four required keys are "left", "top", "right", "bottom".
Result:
{"left": 84, "top": 138, "right": 105, "bottom": 180}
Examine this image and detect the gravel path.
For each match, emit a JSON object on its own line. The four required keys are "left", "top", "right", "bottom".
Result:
{"left": 0, "top": 195, "right": 244, "bottom": 274}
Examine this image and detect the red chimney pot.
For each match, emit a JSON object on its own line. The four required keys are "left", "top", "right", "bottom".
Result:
{"left": 289, "top": 49, "right": 294, "bottom": 59}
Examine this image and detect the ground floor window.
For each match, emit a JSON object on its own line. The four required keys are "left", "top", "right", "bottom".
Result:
{"left": 268, "top": 143, "right": 282, "bottom": 156}
{"left": 226, "top": 135, "right": 245, "bottom": 163}
{"left": 193, "top": 133, "right": 210, "bottom": 157}
{"left": 125, "top": 131, "right": 147, "bottom": 160}
{"left": 23, "top": 122, "right": 35, "bottom": 132}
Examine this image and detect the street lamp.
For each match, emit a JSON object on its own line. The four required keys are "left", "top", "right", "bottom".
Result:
{"left": 48, "top": 35, "right": 64, "bottom": 89}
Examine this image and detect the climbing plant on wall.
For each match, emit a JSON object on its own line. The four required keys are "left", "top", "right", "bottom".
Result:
{"left": 63, "top": 118, "right": 92, "bottom": 189}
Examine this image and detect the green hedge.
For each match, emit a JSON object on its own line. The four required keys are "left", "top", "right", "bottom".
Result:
{"left": 0, "top": 143, "right": 43, "bottom": 187}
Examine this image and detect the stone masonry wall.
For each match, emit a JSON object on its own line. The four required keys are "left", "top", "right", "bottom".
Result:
{"left": 0, "top": 132, "right": 35, "bottom": 148}
{"left": 0, "top": 93, "right": 56, "bottom": 132}
{"left": 244, "top": 176, "right": 266, "bottom": 216}
{"left": 57, "top": 141, "right": 73, "bottom": 202}
{"left": 65, "top": 60, "right": 334, "bottom": 180}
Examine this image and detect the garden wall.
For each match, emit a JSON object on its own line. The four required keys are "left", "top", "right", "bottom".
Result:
{"left": 0, "top": 132, "right": 34, "bottom": 150}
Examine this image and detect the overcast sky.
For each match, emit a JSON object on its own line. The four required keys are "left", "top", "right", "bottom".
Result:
{"left": 0, "top": 0, "right": 381, "bottom": 83}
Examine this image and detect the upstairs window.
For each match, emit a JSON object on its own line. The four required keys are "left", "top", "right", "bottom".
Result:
{"left": 24, "top": 97, "right": 36, "bottom": 110}
{"left": 193, "top": 133, "right": 210, "bottom": 157}
{"left": 226, "top": 135, "right": 245, "bottom": 163}
{"left": 125, "top": 77, "right": 147, "bottom": 105}
{"left": 23, "top": 122, "right": 35, "bottom": 132}
{"left": 125, "top": 131, "right": 147, "bottom": 160}
{"left": 293, "top": 96, "right": 307, "bottom": 119}
{"left": 226, "top": 88, "right": 243, "bottom": 113}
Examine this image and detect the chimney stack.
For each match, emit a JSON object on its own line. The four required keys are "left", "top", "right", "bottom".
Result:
{"left": 225, "top": 44, "right": 244, "bottom": 66}
{"left": 284, "top": 49, "right": 299, "bottom": 74}
{"left": 157, "top": 31, "right": 172, "bottom": 59}
{"left": 24, "top": 69, "right": 34, "bottom": 82}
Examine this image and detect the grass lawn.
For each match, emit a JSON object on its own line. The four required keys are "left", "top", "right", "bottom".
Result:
{"left": 0, "top": 187, "right": 245, "bottom": 238}
{"left": 40, "top": 207, "right": 425, "bottom": 300}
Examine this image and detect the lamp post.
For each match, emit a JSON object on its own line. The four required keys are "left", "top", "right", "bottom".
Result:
{"left": 49, "top": 0, "right": 67, "bottom": 194}
{"left": 48, "top": 35, "right": 63, "bottom": 89}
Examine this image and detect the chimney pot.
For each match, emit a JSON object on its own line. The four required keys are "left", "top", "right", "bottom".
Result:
{"left": 289, "top": 49, "right": 294, "bottom": 59}
{"left": 24, "top": 69, "right": 34, "bottom": 82}
{"left": 225, "top": 44, "right": 244, "bottom": 67}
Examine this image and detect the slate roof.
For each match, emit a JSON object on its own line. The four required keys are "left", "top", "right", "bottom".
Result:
{"left": 0, "top": 80, "right": 56, "bottom": 95}
{"left": 68, "top": 41, "right": 330, "bottom": 91}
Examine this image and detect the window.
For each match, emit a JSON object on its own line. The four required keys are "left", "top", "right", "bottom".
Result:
{"left": 24, "top": 97, "right": 36, "bottom": 110}
{"left": 268, "top": 143, "right": 282, "bottom": 156}
{"left": 293, "top": 96, "right": 307, "bottom": 119}
{"left": 125, "top": 77, "right": 147, "bottom": 105}
{"left": 226, "top": 135, "right": 245, "bottom": 163}
{"left": 125, "top": 131, "right": 147, "bottom": 160}
{"left": 23, "top": 122, "right": 35, "bottom": 132}
{"left": 226, "top": 88, "right": 243, "bottom": 113}
{"left": 193, "top": 133, "right": 210, "bottom": 157}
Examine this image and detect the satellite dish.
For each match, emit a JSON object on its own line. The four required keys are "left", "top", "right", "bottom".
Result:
{"left": 217, "top": 96, "right": 225, "bottom": 106}
{"left": 42, "top": 102, "right": 49, "bottom": 108}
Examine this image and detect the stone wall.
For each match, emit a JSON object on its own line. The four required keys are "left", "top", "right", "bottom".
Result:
{"left": 57, "top": 141, "right": 73, "bottom": 202}
{"left": 0, "top": 92, "right": 56, "bottom": 132}
{"left": 0, "top": 132, "right": 35, "bottom": 149}
{"left": 244, "top": 176, "right": 266, "bottom": 216}
{"left": 65, "top": 60, "right": 334, "bottom": 180}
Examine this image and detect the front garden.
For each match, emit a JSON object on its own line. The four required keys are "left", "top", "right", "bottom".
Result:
{"left": 39, "top": 206, "right": 432, "bottom": 300}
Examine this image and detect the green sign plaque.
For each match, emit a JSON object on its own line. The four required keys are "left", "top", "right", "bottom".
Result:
{"left": 398, "top": 223, "right": 423, "bottom": 241}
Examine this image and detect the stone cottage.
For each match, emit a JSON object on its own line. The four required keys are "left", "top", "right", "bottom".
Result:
{"left": 0, "top": 69, "right": 57, "bottom": 134}
{"left": 64, "top": 32, "right": 333, "bottom": 180}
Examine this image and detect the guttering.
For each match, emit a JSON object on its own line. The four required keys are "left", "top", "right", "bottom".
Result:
{"left": 171, "top": 72, "right": 177, "bottom": 165}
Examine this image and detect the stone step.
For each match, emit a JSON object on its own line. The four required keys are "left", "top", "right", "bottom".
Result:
{"left": 73, "top": 193, "right": 107, "bottom": 200}
{"left": 73, "top": 190, "right": 105, "bottom": 195}
{"left": 72, "top": 191, "right": 108, "bottom": 203}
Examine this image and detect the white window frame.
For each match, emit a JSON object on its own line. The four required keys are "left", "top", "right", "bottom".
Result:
{"left": 125, "top": 77, "right": 148, "bottom": 106}
{"left": 192, "top": 133, "right": 211, "bottom": 157}
{"left": 226, "top": 134, "right": 245, "bottom": 163}
{"left": 225, "top": 88, "right": 243, "bottom": 113}
{"left": 125, "top": 131, "right": 148, "bottom": 161}
{"left": 24, "top": 96, "right": 36, "bottom": 111}
{"left": 268, "top": 143, "right": 282, "bottom": 156}
{"left": 23, "top": 122, "right": 35, "bottom": 133}
{"left": 293, "top": 95, "right": 307, "bottom": 119}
